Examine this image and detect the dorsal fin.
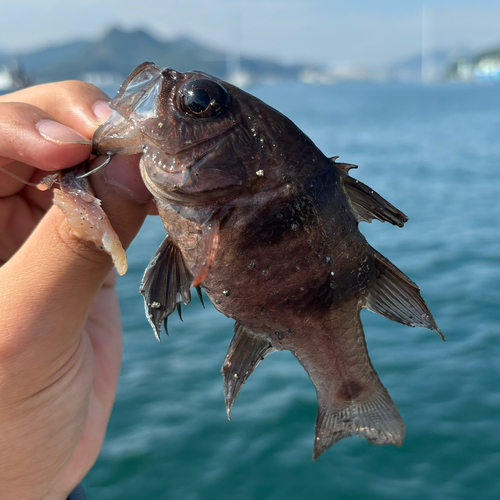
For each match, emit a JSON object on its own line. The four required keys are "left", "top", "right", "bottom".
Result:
{"left": 330, "top": 157, "right": 358, "bottom": 173}
{"left": 139, "top": 235, "right": 193, "bottom": 340}
{"left": 339, "top": 171, "right": 408, "bottom": 227}
{"left": 365, "top": 248, "right": 444, "bottom": 339}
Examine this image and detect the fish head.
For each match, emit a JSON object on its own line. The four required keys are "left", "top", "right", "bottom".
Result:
{"left": 93, "top": 62, "right": 315, "bottom": 207}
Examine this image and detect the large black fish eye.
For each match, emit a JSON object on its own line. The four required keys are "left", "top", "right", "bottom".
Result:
{"left": 179, "top": 79, "right": 230, "bottom": 118}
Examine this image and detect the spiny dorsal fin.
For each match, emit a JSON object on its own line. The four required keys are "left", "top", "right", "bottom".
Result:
{"left": 330, "top": 157, "right": 358, "bottom": 173}
{"left": 221, "top": 322, "right": 277, "bottom": 420}
{"left": 365, "top": 248, "right": 444, "bottom": 339}
{"left": 339, "top": 172, "right": 408, "bottom": 228}
{"left": 139, "top": 236, "right": 193, "bottom": 341}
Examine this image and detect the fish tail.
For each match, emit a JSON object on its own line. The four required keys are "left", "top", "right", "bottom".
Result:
{"left": 288, "top": 308, "right": 406, "bottom": 459}
{"left": 313, "top": 383, "right": 404, "bottom": 460}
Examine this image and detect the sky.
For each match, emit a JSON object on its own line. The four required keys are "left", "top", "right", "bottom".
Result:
{"left": 0, "top": 0, "right": 499, "bottom": 68}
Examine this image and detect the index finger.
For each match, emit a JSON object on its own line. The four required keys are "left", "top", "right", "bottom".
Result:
{"left": 0, "top": 102, "right": 91, "bottom": 173}
{"left": 0, "top": 80, "right": 112, "bottom": 139}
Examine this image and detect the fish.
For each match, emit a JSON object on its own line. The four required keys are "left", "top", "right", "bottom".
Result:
{"left": 71, "top": 62, "right": 443, "bottom": 459}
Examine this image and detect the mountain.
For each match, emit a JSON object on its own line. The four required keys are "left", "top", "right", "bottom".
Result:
{"left": 9, "top": 28, "right": 318, "bottom": 85}
{"left": 16, "top": 40, "right": 93, "bottom": 76}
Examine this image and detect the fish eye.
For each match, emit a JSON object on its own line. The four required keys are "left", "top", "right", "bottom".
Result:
{"left": 179, "top": 79, "right": 230, "bottom": 118}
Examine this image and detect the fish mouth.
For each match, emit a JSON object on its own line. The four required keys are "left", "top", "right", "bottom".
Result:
{"left": 93, "top": 105, "right": 237, "bottom": 158}
{"left": 92, "top": 110, "right": 143, "bottom": 156}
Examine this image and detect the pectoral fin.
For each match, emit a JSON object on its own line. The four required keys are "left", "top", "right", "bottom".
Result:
{"left": 221, "top": 322, "right": 277, "bottom": 419}
{"left": 140, "top": 236, "right": 192, "bottom": 340}
{"left": 340, "top": 171, "right": 408, "bottom": 227}
{"left": 366, "top": 249, "right": 444, "bottom": 339}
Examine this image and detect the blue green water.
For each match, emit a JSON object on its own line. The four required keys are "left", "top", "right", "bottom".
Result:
{"left": 85, "top": 82, "right": 500, "bottom": 499}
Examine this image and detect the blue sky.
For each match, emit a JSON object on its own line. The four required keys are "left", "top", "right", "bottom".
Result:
{"left": 0, "top": 0, "right": 499, "bottom": 67}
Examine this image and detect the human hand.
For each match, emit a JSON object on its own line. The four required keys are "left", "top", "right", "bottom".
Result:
{"left": 0, "top": 82, "right": 152, "bottom": 499}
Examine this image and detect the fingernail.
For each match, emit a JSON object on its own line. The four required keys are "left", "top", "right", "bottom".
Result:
{"left": 37, "top": 119, "right": 91, "bottom": 146}
{"left": 93, "top": 101, "right": 113, "bottom": 124}
{"left": 101, "top": 154, "right": 152, "bottom": 204}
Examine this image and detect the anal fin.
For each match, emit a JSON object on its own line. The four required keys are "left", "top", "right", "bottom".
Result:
{"left": 221, "top": 322, "right": 277, "bottom": 419}
{"left": 139, "top": 236, "right": 192, "bottom": 340}
{"left": 340, "top": 171, "right": 408, "bottom": 227}
{"left": 366, "top": 249, "right": 444, "bottom": 339}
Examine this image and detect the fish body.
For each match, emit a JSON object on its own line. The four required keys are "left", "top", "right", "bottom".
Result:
{"left": 91, "top": 63, "right": 442, "bottom": 459}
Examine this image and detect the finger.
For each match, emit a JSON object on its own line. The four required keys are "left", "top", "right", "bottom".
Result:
{"left": 0, "top": 161, "right": 58, "bottom": 215}
{"left": 0, "top": 194, "right": 45, "bottom": 264}
{"left": 0, "top": 159, "right": 36, "bottom": 196}
{"left": 0, "top": 164, "right": 57, "bottom": 265}
{"left": 0, "top": 155, "right": 150, "bottom": 379}
{"left": 0, "top": 81, "right": 112, "bottom": 139}
{"left": 0, "top": 102, "right": 92, "bottom": 173}
{"left": 20, "top": 167, "right": 57, "bottom": 212}
{"left": 93, "top": 154, "right": 151, "bottom": 206}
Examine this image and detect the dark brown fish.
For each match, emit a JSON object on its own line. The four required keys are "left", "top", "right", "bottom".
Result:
{"left": 91, "top": 62, "right": 443, "bottom": 459}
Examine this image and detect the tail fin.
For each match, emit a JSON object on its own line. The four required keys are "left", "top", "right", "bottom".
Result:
{"left": 366, "top": 249, "right": 444, "bottom": 339}
{"left": 280, "top": 307, "right": 407, "bottom": 459}
{"left": 314, "top": 385, "right": 404, "bottom": 460}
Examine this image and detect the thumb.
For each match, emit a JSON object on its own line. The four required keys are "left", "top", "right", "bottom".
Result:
{"left": 0, "top": 155, "right": 151, "bottom": 366}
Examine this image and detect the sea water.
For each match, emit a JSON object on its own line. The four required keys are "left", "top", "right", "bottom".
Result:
{"left": 85, "top": 82, "right": 500, "bottom": 500}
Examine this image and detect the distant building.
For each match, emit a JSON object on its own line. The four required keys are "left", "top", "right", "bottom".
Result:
{"left": 474, "top": 58, "right": 500, "bottom": 82}
{"left": 80, "top": 72, "right": 124, "bottom": 89}
{"left": 451, "top": 46, "right": 500, "bottom": 82}
{"left": 299, "top": 66, "right": 373, "bottom": 85}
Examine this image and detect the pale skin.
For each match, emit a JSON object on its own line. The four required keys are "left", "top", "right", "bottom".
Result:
{"left": 0, "top": 82, "right": 154, "bottom": 499}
